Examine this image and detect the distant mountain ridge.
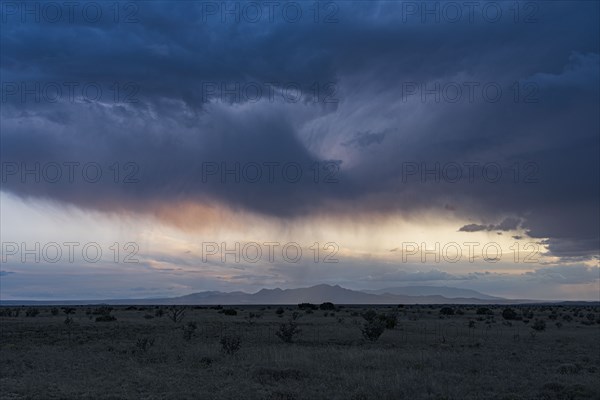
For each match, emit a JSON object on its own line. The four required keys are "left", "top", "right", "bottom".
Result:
{"left": 363, "top": 286, "right": 503, "bottom": 300}
{"left": 0, "top": 284, "right": 553, "bottom": 305}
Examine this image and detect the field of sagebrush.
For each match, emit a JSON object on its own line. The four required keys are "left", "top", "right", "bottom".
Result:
{"left": 1, "top": 304, "right": 599, "bottom": 400}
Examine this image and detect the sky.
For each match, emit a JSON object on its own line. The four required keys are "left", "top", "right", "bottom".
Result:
{"left": 0, "top": 1, "right": 599, "bottom": 301}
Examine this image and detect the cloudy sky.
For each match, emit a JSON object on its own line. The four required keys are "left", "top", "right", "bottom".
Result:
{"left": 1, "top": 1, "right": 598, "bottom": 300}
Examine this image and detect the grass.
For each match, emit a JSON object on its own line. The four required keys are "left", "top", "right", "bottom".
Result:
{"left": 1, "top": 304, "right": 599, "bottom": 399}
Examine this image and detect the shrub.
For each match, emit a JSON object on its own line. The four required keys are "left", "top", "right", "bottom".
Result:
{"left": 25, "top": 308, "right": 40, "bottom": 317}
{"left": 379, "top": 313, "right": 397, "bottom": 329}
{"left": 221, "top": 308, "right": 237, "bottom": 316}
{"left": 183, "top": 322, "right": 197, "bottom": 341}
{"left": 276, "top": 321, "right": 301, "bottom": 343}
{"left": 476, "top": 307, "right": 492, "bottom": 315}
{"left": 167, "top": 306, "right": 186, "bottom": 323}
{"left": 298, "top": 303, "right": 318, "bottom": 310}
{"left": 440, "top": 307, "right": 454, "bottom": 316}
{"left": 95, "top": 315, "right": 117, "bottom": 322}
{"left": 220, "top": 335, "right": 241, "bottom": 355}
{"left": 557, "top": 363, "right": 581, "bottom": 375}
{"left": 92, "top": 306, "right": 113, "bottom": 316}
{"left": 155, "top": 308, "right": 164, "bottom": 317}
{"left": 361, "top": 318, "right": 386, "bottom": 342}
{"left": 502, "top": 308, "right": 518, "bottom": 320}
{"left": 276, "top": 307, "right": 285, "bottom": 315}
{"left": 291, "top": 311, "right": 301, "bottom": 320}
{"left": 532, "top": 319, "right": 546, "bottom": 331}
{"left": 135, "top": 337, "right": 155, "bottom": 352}
{"left": 50, "top": 307, "right": 59, "bottom": 316}
{"left": 586, "top": 313, "right": 595, "bottom": 322}
{"left": 319, "top": 302, "right": 335, "bottom": 310}
{"left": 62, "top": 307, "right": 76, "bottom": 315}
{"left": 361, "top": 309, "right": 378, "bottom": 322}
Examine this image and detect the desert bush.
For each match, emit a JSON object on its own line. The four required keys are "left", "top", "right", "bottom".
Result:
{"left": 522, "top": 309, "right": 534, "bottom": 319}
{"left": 62, "top": 307, "right": 75, "bottom": 315}
{"left": 531, "top": 319, "right": 546, "bottom": 331}
{"left": 144, "top": 314, "right": 154, "bottom": 319}
{"left": 155, "top": 308, "right": 164, "bottom": 317}
{"left": 557, "top": 363, "right": 581, "bottom": 375}
{"left": 440, "top": 307, "right": 454, "bottom": 316}
{"left": 50, "top": 307, "right": 59, "bottom": 316}
{"left": 291, "top": 311, "right": 301, "bottom": 320}
{"left": 298, "top": 303, "right": 318, "bottom": 310}
{"left": 562, "top": 314, "right": 573, "bottom": 322}
{"left": 361, "top": 309, "right": 378, "bottom": 322}
{"left": 276, "top": 307, "right": 285, "bottom": 315}
{"left": 199, "top": 356, "right": 213, "bottom": 367}
{"left": 220, "top": 335, "right": 241, "bottom": 355}
{"left": 378, "top": 312, "right": 397, "bottom": 329}
{"left": 135, "top": 337, "right": 155, "bottom": 352}
{"left": 585, "top": 313, "right": 595, "bottom": 321}
{"left": 93, "top": 306, "right": 116, "bottom": 322}
{"left": 221, "top": 308, "right": 237, "bottom": 316}
{"left": 361, "top": 318, "right": 386, "bottom": 342}
{"left": 167, "top": 306, "right": 186, "bottom": 323}
{"left": 254, "top": 367, "right": 306, "bottom": 384}
{"left": 95, "top": 315, "right": 117, "bottom": 322}
{"left": 92, "top": 306, "right": 113, "bottom": 316}
{"left": 476, "top": 307, "right": 492, "bottom": 315}
{"left": 64, "top": 316, "right": 74, "bottom": 342}
{"left": 502, "top": 308, "right": 517, "bottom": 320}
{"left": 276, "top": 321, "right": 301, "bottom": 343}
{"left": 183, "top": 322, "right": 197, "bottom": 341}
{"left": 0, "top": 308, "right": 13, "bottom": 317}
{"left": 319, "top": 302, "right": 335, "bottom": 310}
{"left": 25, "top": 307, "right": 40, "bottom": 317}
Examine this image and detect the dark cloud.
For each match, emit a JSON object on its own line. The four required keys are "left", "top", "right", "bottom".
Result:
{"left": 458, "top": 218, "right": 521, "bottom": 233}
{"left": 1, "top": 1, "right": 598, "bottom": 260}
{"left": 341, "top": 131, "right": 386, "bottom": 148}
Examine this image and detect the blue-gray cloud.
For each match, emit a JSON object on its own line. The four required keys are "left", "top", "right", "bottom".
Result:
{"left": 1, "top": 1, "right": 598, "bottom": 260}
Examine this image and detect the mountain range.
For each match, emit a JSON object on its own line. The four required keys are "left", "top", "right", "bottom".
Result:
{"left": 0, "top": 284, "right": 548, "bottom": 305}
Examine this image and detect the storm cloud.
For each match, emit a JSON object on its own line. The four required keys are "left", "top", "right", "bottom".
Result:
{"left": 1, "top": 1, "right": 598, "bottom": 260}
